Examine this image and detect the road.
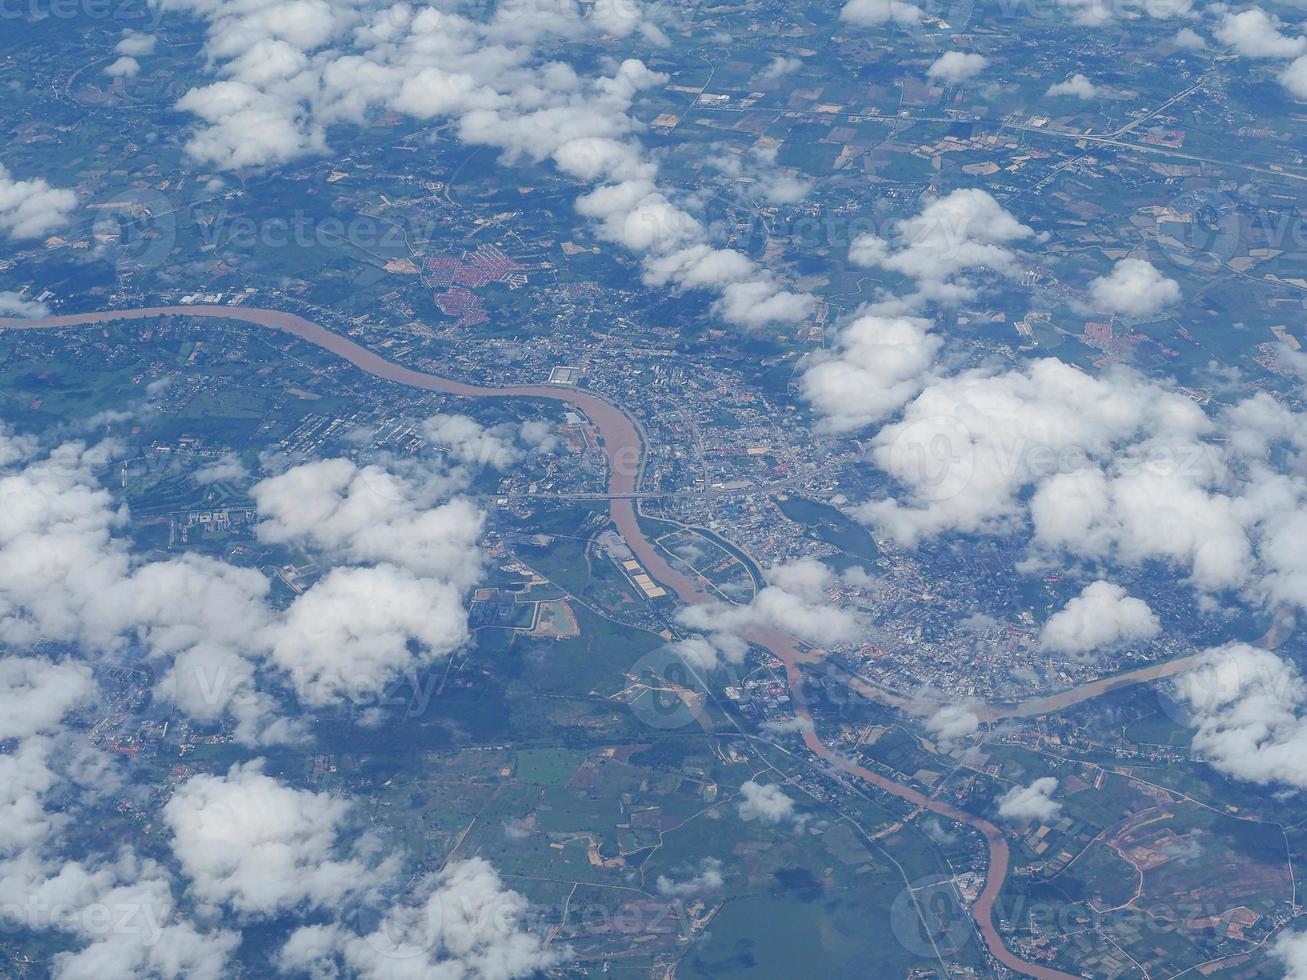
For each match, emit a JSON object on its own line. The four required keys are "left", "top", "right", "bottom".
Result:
{"left": 3, "top": 304, "right": 1081, "bottom": 978}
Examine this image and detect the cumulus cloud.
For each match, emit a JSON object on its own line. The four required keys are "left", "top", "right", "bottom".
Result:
{"left": 0, "top": 435, "right": 135, "bottom": 652}
{"left": 0, "top": 435, "right": 489, "bottom": 740}
{"left": 0, "top": 658, "right": 94, "bottom": 741}
{"left": 1173, "top": 644, "right": 1307, "bottom": 789}
{"left": 115, "top": 30, "right": 157, "bottom": 56}
{"left": 737, "top": 780, "right": 800, "bottom": 825}
{"left": 924, "top": 701, "right": 981, "bottom": 745}
{"left": 677, "top": 558, "right": 864, "bottom": 664}
{"left": 1085, "top": 258, "right": 1180, "bottom": 317}
{"left": 0, "top": 291, "right": 50, "bottom": 318}
{"left": 1281, "top": 56, "right": 1307, "bottom": 99}
{"left": 250, "top": 457, "right": 489, "bottom": 706}
{"left": 422, "top": 412, "right": 549, "bottom": 471}
{"left": 705, "top": 144, "right": 811, "bottom": 206}
{"left": 1061, "top": 0, "right": 1194, "bottom": 25}
{"left": 104, "top": 57, "right": 141, "bottom": 78}
{"left": 272, "top": 563, "right": 468, "bottom": 706}
{"left": 1039, "top": 581, "right": 1160, "bottom": 656}
{"left": 758, "top": 55, "right": 802, "bottom": 83}
{"left": 46, "top": 854, "right": 240, "bottom": 980}
{"left": 926, "top": 52, "right": 988, "bottom": 84}
{"left": 997, "top": 777, "right": 1061, "bottom": 823}
{"left": 165, "top": 761, "right": 393, "bottom": 916}
{"left": 0, "top": 655, "right": 239, "bottom": 979}
{"left": 424, "top": 413, "right": 518, "bottom": 470}
{"left": 656, "top": 858, "right": 724, "bottom": 897}
{"left": 800, "top": 314, "right": 941, "bottom": 433}
{"left": 161, "top": 760, "right": 554, "bottom": 978}
{"left": 840, "top": 0, "right": 924, "bottom": 26}
{"left": 161, "top": 0, "right": 810, "bottom": 330}
{"left": 1173, "top": 27, "right": 1206, "bottom": 49}
{"left": 193, "top": 453, "right": 248, "bottom": 483}
{"left": 1056, "top": 0, "right": 1115, "bottom": 27}
{"left": 0, "top": 164, "right": 77, "bottom": 240}
{"left": 847, "top": 189, "right": 1035, "bottom": 305}
{"left": 1046, "top": 73, "right": 1100, "bottom": 98}
{"left": 124, "top": 554, "right": 294, "bottom": 745}
{"left": 0, "top": 433, "right": 540, "bottom": 976}
{"left": 1215, "top": 9, "right": 1306, "bottom": 59}
{"left": 859, "top": 358, "right": 1208, "bottom": 542}
{"left": 277, "top": 858, "right": 557, "bottom": 979}
{"left": 855, "top": 361, "right": 1307, "bottom": 620}
{"left": 252, "top": 457, "right": 484, "bottom": 588}
{"left": 1274, "top": 927, "right": 1307, "bottom": 979}
{"left": 761, "top": 715, "right": 816, "bottom": 736}
{"left": 798, "top": 192, "right": 1038, "bottom": 434}
{"left": 0, "top": 431, "right": 295, "bottom": 743}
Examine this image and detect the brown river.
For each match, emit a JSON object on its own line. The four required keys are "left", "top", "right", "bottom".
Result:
{"left": 2, "top": 304, "right": 1091, "bottom": 978}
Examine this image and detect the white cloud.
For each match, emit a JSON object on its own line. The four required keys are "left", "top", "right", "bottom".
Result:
{"left": 758, "top": 56, "right": 802, "bottom": 83}
{"left": 858, "top": 358, "right": 1210, "bottom": 543}
{"left": 162, "top": 0, "right": 810, "bottom": 330}
{"left": 656, "top": 858, "right": 724, "bottom": 897}
{"left": 711, "top": 144, "right": 811, "bottom": 206}
{"left": 1215, "top": 9, "right": 1306, "bottom": 59}
{"left": 1173, "top": 26, "right": 1206, "bottom": 49}
{"left": 0, "top": 658, "right": 239, "bottom": 980}
{"left": 1039, "top": 581, "right": 1160, "bottom": 656}
{"left": 1046, "top": 73, "right": 1100, "bottom": 98}
{"left": 0, "top": 164, "right": 77, "bottom": 240}
{"left": 252, "top": 457, "right": 484, "bottom": 588}
{"left": 1173, "top": 644, "right": 1307, "bottom": 789}
{"left": 1056, "top": 0, "right": 1115, "bottom": 27}
{"left": 924, "top": 702, "right": 981, "bottom": 744}
{"left": 856, "top": 361, "right": 1307, "bottom": 620}
{"left": 0, "top": 436, "right": 491, "bottom": 740}
{"left": 926, "top": 52, "right": 988, "bottom": 84}
{"left": 115, "top": 30, "right": 157, "bottom": 56}
{"left": 193, "top": 453, "right": 248, "bottom": 483}
{"left": 761, "top": 715, "right": 816, "bottom": 736}
{"left": 847, "top": 189, "right": 1035, "bottom": 304}
{"left": 48, "top": 854, "right": 240, "bottom": 980}
{"left": 1281, "top": 56, "right": 1307, "bottom": 98}
{"left": 677, "top": 558, "right": 864, "bottom": 660}
{"left": 125, "top": 554, "right": 293, "bottom": 745}
{"left": 800, "top": 314, "right": 941, "bottom": 434}
{"left": 104, "top": 57, "right": 141, "bottom": 78}
{"left": 164, "top": 760, "right": 393, "bottom": 916}
{"left": 840, "top": 0, "right": 924, "bottom": 26}
{"left": 714, "top": 278, "right": 815, "bottom": 329}
{"left": 670, "top": 633, "right": 744, "bottom": 672}
{"left": 271, "top": 563, "right": 468, "bottom": 706}
{"left": 1274, "top": 927, "right": 1307, "bottom": 979}
{"left": 0, "top": 436, "right": 134, "bottom": 652}
{"left": 421, "top": 412, "right": 547, "bottom": 471}
{"left": 737, "top": 780, "right": 799, "bottom": 824}
{"left": 0, "top": 291, "right": 50, "bottom": 318}
{"left": 800, "top": 192, "right": 1035, "bottom": 438}
{"left": 1085, "top": 258, "right": 1180, "bottom": 317}
{"left": 277, "top": 858, "right": 557, "bottom": 979}
{"left": 0, "top": 658, "right": 94, "bottom": 742}
{"left": 997, "top": 777, "right": 1061, "bottom": 823}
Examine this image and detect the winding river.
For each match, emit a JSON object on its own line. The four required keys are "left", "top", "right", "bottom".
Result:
{"left": 1, "top": 304, "right": 1081, "bottom": 979}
